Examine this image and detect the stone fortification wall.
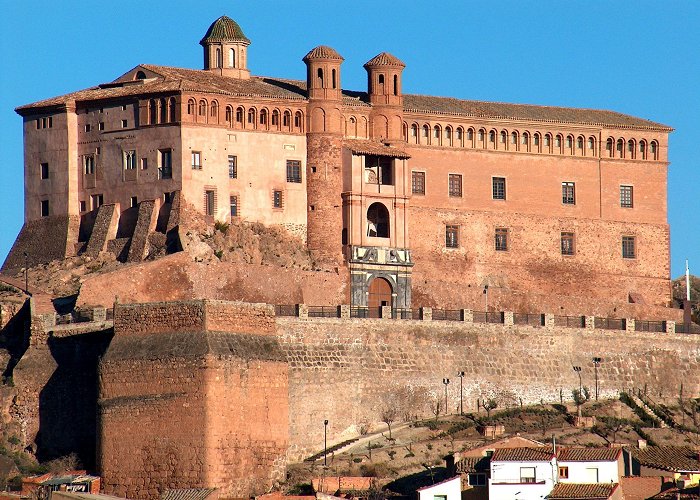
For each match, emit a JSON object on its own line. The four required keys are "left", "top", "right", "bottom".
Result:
{"left": 84, "top": 204, "right": 118, "bottom": 257}
{"left": 2, "top": 216, "right": 80, "bottom": 272}
{"left": 127, "top": 200, "right": 159, "bottom": 262}
{"left": 276, "top": 316, "right": 700, "bottom": 460}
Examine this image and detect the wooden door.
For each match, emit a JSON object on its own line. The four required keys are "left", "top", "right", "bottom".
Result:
{"left": 368, "top": 277, "right": 392, "bottom": 318}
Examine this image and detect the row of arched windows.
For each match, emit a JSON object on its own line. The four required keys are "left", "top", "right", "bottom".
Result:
{"left": 147, "top": 98, "right": 177, "bottom": 125}
{"left": 185, "top": 98, "right": 304, "bottom": 132}
{"left": 401, "top": 122, "right": 660, "bottom": 160}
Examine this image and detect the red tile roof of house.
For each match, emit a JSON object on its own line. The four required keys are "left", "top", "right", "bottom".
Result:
{"left": 619, "top": 476, "right": 664, "bottom": 500}
{"left": 491, "top": 447, "right": 555, "bottom": 462}
{"left": 558, "top": 447, "right": 622, "bottom": 462}
{"left": 547, "top": 483, "right": 618, "bottom": 499}
{"left": 630, "top": 446, "right": 700, "bottom": 473}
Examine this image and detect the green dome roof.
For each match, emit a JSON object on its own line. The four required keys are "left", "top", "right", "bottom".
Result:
{"left": 200, "top": 16, "right": 250, "bottom": 45}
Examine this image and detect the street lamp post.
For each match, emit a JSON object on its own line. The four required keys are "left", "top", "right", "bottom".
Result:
{"left": 592, "top": 357, "right": 602, "bottom": 401}
{"left": 442, "top": 378, "right": 450, "bottom": 415}
{"left": 573, "top": 366, "right": 582, "bottom": 393}
{"left": 457, "top": 371, "right": 465, "bottom": 415}
{"left": 323, "top": 419, "right": 328, "bottom": 466}
{"left": 483, "top": 285, "right": 489, "bottom": 312}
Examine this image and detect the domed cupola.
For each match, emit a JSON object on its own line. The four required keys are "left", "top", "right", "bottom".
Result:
{"left": 364, "top": 52, "right": 405, "bottom": 105}
{"left": 200, "top": 16, "right": 251, "bottom": 79}
{"left": 303, "top": 45, "right": 344, "bottom": 102}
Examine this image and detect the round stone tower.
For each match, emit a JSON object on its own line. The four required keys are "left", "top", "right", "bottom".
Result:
{"left": 364, "top": 52, "right": 405, "bottom": 141}
{"left": 200, "top": 16, "right": 251, "bottom": 79}
{"left": 303, "top": 46, "right": 345, "bottom": 267}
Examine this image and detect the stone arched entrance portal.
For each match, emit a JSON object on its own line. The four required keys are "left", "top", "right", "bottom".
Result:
{"left": 368, "top": 277, "right": 392, "bottom": 318}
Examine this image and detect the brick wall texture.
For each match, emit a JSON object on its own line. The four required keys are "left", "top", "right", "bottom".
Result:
{"left": 96, "top": 300, "right": 699, "bottom": 500}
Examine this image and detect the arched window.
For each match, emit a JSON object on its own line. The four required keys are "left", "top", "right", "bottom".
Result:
{"left": 421, "top": 125, "right": 429, "bottom": 143}
{"left": 467, "top": 128, "right": 474, "bottom": 147}
{"left": 479, "top": 129, "right": 486, "bottom": 148}
{"left": 456, "top": 127, "right": 464, "bottom": 147}
{"left": 555, "top": 134, "right": 563, "bottom": 153}
{"left": 577, "top": 135, "right": 584, "bottom": 152}
{"left": 168, "top": 97, "right": 177, "bottom": 123}
{"left": 378, "top": 74, "right": 385, "bottom": 87}
{"left": 349, "top": 117, "right": 357, "bottom": 138}
{"left": 445, "top": 126, "right": 452, "bottom": 145}
{"left": 616, "top": 138, "right": 624, "bottom": 158}
{"left": 187, "top": 99, "right": 195, "bottom": 115}
{"left": 367, "top": 202, "right": 390, "bottom": 238}
{"left": 229, "top": 48, "right": 235, "bottom": 68}
{"left": 294, "top": 111, "right": 303, "bottom": 131}
{"left": 606, "top": 138, "right": 614, "bottom": 157}
{"left": 650, "top": 141, "right": 658, "bottom": 160}
{"left": 160, "top": 98, "right": 167, "bottom": 124}
{"left": 522, "top": 132, "right": 530, "bottom": 151}
{"left": 247, "top": 108, "right": 256, "bottom": 126}
{"left": 500, "top": 130, "right": 507, "bottom": 145}
{"left": 566, "top": 135, "right": 574, "bottom": 154}
{"left": 489, "top": 130, "right": 496, "bottom": 146}
{"left": 544, "top": 133, "right": 552, "bottom": 153}
{"left": 272, "top": 109, "right": 280, "bottom": 128}
{"left": 260, "top": 109, "right": 268, "bottom": 126}
{"left": 533, "top": 132, "right": 541, "bottom": 152}
{"left": 433, "top": 125, "right": 441, "bottom": 145}
{"left": 236, "top": 107, "right": 244, "bottom": 124}
{"left": 283, "top": 110, "right": 291, "bottom": 128}
{"left": 627, "top": 139, "right": 635, "bottom": 159}
{"left": 402, "top": 122, "right": 408, "bottom": 141}
{"left": 149, "top": 99, "right": 157, "bottom": 125}
{"left": 410, "top": 123, "right": 418, "bottom": 143}
{"left": 135, "top": 70, "right": 147, "bottom": 80}
{"left": 225, "top": 106, "right": 233, "bottom": 124}
{"left": 317, "top": 68, "right": 324, "bottom": 87}
{"left": 639, "top": 140, "right": 647, "bottom": 159}
{"left": 332, "top": 69, "right": 337, "bottom": 89}
{"left": 587, "top": 136, "right": 595, "bottom": 155}
{"left": 393, "top": 74, "right": 398, "bottom": 96}
{"left": 511, "top": 131, "right": 518, "bottom": 147}
{"left": 199, "top": 100, "right": 207, "bottom": 116}
{"left": 210, "top": 101, "right": 218, "bottom": 122}
{"left": 216, "top": 48, "right": 222, "bottom": 68}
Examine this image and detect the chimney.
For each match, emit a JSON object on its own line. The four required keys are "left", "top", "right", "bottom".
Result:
{"left": 638, "top": 439, "right": 647, "bottom": 449}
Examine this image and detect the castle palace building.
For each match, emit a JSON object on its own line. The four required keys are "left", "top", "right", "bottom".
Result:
{"left": 6, "top": 16, "right": 673, "bottom": 313}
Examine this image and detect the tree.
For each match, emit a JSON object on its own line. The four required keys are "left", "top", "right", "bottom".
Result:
{"left": 593, "top": 417, "right": 630, "bottom": 444}
{"left": 430, "top": 396, "right": 442, "bottom": 421}
{"left": 481, "top": 398, "right": 498, "bottom": 419}
{"left": 572, "top": 386, "right": 591, "bottom": 417}
{"left": 380, "top": 406, "right": 399, "bottom": 440}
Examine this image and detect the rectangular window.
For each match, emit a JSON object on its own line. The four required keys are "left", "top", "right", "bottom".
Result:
{"left": 561, "top": 232, "right": 575, "bottom": 255}
{"left": 130, "top": 196, "right": 138, "bottom": 208}
{"left": 40, "top": 199, "right": 49, "bottom": 217}
{"left": 448, "top": 174, "right": 462, "bottom": 197}
{"left": 79, "top": 200, "right": 86, "bottom": 212}
{"left": 228, "top": 155, "right": 237, "bottom": 179}
{"left": 412, "top": 171, "right": 425, "bottom": 195}
{"left": 98, "top": 122, "right": 105, "bottom": 131}
{"left": 205, "top": 190, "right": 215, "bottom": 216}
{"left": 84, "top": 124, "right": 91, "bottom": 133}
{"left": 286, "top": 159, "right": 302, "bottom": 183}
{"left": 492, "top": 177, "right": 506, "bottom": 200}
{"left": 468, "top": 474, "right": 486, "bottom": 487}
{"left": 91, "top": 194, "right": 104, "bottom": 210}
{"left": 622, "top": 236, "right": 636, "bottom": 259}
{"left": 558, "top": 466, "right": 569, "bottom": 479}
{"left": 562, "top": 181, "right": 576, "bottom": 205}
{"left": 191, "top": 151, "right": 202, "bottom": 170}
{"left": 495, "top": 228, "right": 508, "bottom": 251}
{"left": 40, "top": 162, "right": 49, "bottom": 179}
{"left": 230, "top": 195, "right": 238, "bottom": 218}
{"left": 445, "top": 225, "right": 459, "bottom": 248}
{"left": 123, "top": 150, "right": 136, "bottom": 170}
{"left": 141, "top": 158, "right": 148, "bottom": 170}
{"left": 520, "top": 467, "right": 536, "bottom": 484}
{"left": 121, "top": 119, "right": 128, "bottom": 128}
{"left": 273, "top": 190, "right": 283, "bottom": 209}
{"left": 159, "top": 149, "right": 172, "bottom": 179}
{"left": 620, "top": 185, "right": 633, "bottom": 208}
{"left": 83, "top": 155, "right": 95, "bottom": 175}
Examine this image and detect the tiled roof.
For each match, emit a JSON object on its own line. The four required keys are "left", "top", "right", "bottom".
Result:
{"left": 456, "top": 456, "right": 490, "bottom": 473}
{"left": 619, "top": 476, "right": 664, "bottom": 500}
{"left": 547, "top": 483, "right": 618, "bottom": 499}
{"left": 558, "top": 447, "right": 622, "bottom": 462}
{"left": 161, "top": 488, "right": 217, "bottom": 500}
{"left": 303, "top": 46, "right": 344, "bottom": 61}
{"left": 491, "top": 447, "right": 555, "bottom": 462}
{"left": 364, "top": 52, "right": 405, "bottom": 68}
{"left": 344, "top": 139, "right": 411, "bottom": 159}
{"left": 403, "top": 94, "right": 671, "bottom": 131}
{"left": 16, "top": 63, "right": 671, "bottom": 131}
{"left": 630, "top": 446, "right": 700, "bottom": 473}
{"left": 199, "top": 16, "right": 249, "bottom": 44}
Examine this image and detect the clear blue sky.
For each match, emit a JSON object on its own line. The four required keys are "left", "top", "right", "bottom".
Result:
{"left": 1, "top": 0, "right": 698, "bottom": 278}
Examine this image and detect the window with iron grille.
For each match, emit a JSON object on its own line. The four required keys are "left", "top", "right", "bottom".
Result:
{"left": 561, "top": 232, "right": 575, "bottom": 255}
{"left": 445, "top": 225, "right": 459, "bottom": 248}
{"left": 448, "top": 174, "right": 462, "bottom": 197}
{"left": 492, "top": 177, "right": 506, "bottom": 200}
{"left": 622, "top": 236, "right": 636, "bottom": 259}
{"left": 230, "top": 195, "right": 238, "bottom": 218}
{"left": 562, "top": 181, "right": 575, "bottom": 204}
{"left": 620, "top": 185, "right": 633, "bottom": 208}
{"left": 228, "top": 155, "right": 237, "bottom": 179}
{"left": 412, "top": 171, "right": 425, "bottom": 195}
{"left": 273, "top": 190, "right": 283, "bottom": 209}
{"left": 495, "top": 228, "right": 508, "bottom": 251}
{"left": 286, "top": 160, "right": 302, "bottom": 183}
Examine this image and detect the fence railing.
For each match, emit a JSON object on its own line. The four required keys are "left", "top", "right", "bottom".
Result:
{"left": 431, "top": 309, "right": 463, "bottom": 321}
{"left": 635, "top": 320, "right": 665, "bottom": 333}
{"left": 554, "top": 315, "right": 585, "bottom": 328}
{"left": 594, "top": 317, "right": 626, "bottom": 330}
{"left": 307, "top": 306, "right": 338, "bottom": 318}
{"left": 514, "top": 313, "right": 544, "bottom": 327}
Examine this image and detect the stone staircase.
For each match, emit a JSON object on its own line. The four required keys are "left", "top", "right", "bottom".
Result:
{"left": 631, "top": 394, "right": 668, "bottom": 428}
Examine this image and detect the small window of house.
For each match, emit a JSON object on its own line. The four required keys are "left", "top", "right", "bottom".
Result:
{"left": 40, "top": 199, "right": 50, "bottom": 217}
{"left": 40, "top": 163, "right": 49, "bottom": 180}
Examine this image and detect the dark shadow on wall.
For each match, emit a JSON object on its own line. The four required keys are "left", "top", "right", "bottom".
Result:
{"left": 35, "top": 328, "right": 113, "bottom": 469}
{"left": 0, "top": 300, "right": 30, "bottom": 381}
